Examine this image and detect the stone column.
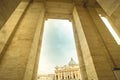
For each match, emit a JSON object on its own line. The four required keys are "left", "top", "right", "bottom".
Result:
{"left": 71, "top": 71, "right": 73, "bottom": 79}
{"left": 0, "top": 1, "right": 45, "bottom": 80}
{"left": 72, "top": 8, "right": 88, "bottom": 80}
{"left": 0, "top": 0, "right": 31, "bottom": 80}
{"left": 73, "top": 6, "right": 116, "bottom": 80}
{"left": 58, "top": 72, "right": 60, "bottom": 80}
{"left": 25, "top": 4, "right": 45, "bottom": 80}
{"left": 60, "top": 72, "right": 62, "bottom": 80}
{"left": 55, "top": 72, "right": 58, "bottom": 80}
{"left": 64, "top": 71, "right": 65, "bottom": 79}
{"left": 23, "top": 2, "right": 45, "bottom": 80}
{"left": 88, "top": 7, "right": 120, "bottom": 80}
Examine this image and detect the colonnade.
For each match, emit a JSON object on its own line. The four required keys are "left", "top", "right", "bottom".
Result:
{"left": 0, "top": 0, "right": 120, "bottom": 80}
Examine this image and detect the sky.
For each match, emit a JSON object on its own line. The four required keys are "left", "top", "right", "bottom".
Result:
{"left": 38, "top": 19, "right": 78, "bottom": 74}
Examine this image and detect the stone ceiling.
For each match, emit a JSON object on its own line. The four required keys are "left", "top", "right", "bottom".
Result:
{"left": 33, "top": 0, "right": 97, "bottom": 6}
{"left": 33, "top": 0, "right": 97, "bottom": 19}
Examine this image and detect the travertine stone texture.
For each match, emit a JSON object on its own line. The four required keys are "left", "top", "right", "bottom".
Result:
{"left": 73, "top": 6, "right": 116, "bottom": 80}
{"left": 88, "top": 7, "right": 120, "bottom": 79}
{"left": 23, "top": 3, "right": 45, "bottom": 80}
{"left": 0, "top": 0, "right": 120, "bottom": 80}
{"left": 110, "top": 5, "right": 120, "bottom": 37}
{"left": 72, "top": 21, "right": 88, "bottom": 80}
{"left": 96, "top": 0, "right": 120, "bottom": 16}
{"left": 45, "top": 1, "right": 74, "bottom": 19}
{"left": 0, "top": 0, "right": 21, "bottom": 28}
{"left": 96, "top": 0, "right": 120, "bottom": 40}
{"left": 0, "top": 2, "right": 45, "bottom": 80}
{"left": 34, "top": 0, "right": 73, "bottom": 3}
{"left": 0, "top": 0, "right": 30, "bottom": 59}
{"left": 89, "top": 7, "right": 120, "bottom": 68}
{"left": 73, "top": 7, "right": 98, "bottom": 80}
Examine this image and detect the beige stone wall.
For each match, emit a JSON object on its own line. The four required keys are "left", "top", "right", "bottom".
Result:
{"left": 96, "top": 0, "right": 120, "bottom": 38}
{"left": 89, "top": 7, "right": 120, "bottom": 79}
{"left": 95, "top": 5, "right": 120, "bottom": 70}
{"left": 73, "top": 6, "right": 117, "bottom": 80}
{"left": 0, "top": 1, "right": 45, "bottom": 80}
{"left": 97, "top": 0, "right": 120, "bottom": 70}
{"left": 96, "top": 0, "right": 120, "bottom": 16}
{"left": 0, "top": 0, "right": 21, "bottom": 29}
{"left": 110, "top": 5, "right": 120, "bottom": 38}
{"left": 23, "top": 2, "right": 45, "bottom": 80}
{"left": 0, "top": 0, "right": 120, "bottom": 80}
{"left": 73, "top": 7, "right": 98, "bottom": 80}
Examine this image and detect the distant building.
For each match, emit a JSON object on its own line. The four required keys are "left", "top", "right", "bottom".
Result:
{"left": 54, "top": 58, "right": 81, "bottom": 80}
{"left": 37, "top": 58, "right": 80, "bottom": 80}
{"left": 37, "top": 74, "right": 55, "bottom": 80}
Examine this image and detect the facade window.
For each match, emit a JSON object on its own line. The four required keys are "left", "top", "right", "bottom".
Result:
{"left": 62, "top": 76, "right": 64, "bottom": 79}
{"left": 73, "top": 74, "right": 75, "bottom": 79}
{"left": 68, "top": 75, "right": 69, "bottom": 79}
{"left": 56, "top": 75, "right": 58, "bottom": 79}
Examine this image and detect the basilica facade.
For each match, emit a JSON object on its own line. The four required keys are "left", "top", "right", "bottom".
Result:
{"left": 37, "top": 74, "right": 54, "bottom": 80}
{"left": 55, "top": 58, "right": 81, "bottom": 80}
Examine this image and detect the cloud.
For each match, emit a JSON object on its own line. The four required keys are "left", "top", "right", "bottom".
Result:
{"left": 38, "top": 19, "right": 78, "bottom": 74}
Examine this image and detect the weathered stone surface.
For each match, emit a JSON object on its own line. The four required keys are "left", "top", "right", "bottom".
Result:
{"left": 96, "top": 0, "right": 120, "bottom": 16}
{"left": 0, "top": 0, "right": 30, "bottom": 59}
{"left": 0, "top": 2, "right": 45, "bottom": 80}
{"left": 0, "top": 0, "right": 120, "bottom": 80}
{"left": 73, "top": 6, "right": 116, "bottom": 80}
{"left": 110, "top": 5, "right": 120, "bottom": 38}
{"left": 0, "top": 0, "right": 21, "bottom": 28}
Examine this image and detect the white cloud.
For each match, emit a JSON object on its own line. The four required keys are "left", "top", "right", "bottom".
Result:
{"left": 38, "top": 19, "right": 78, "bottom": 74}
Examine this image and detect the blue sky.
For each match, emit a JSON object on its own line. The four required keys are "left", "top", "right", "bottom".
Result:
{"left": 38, "top": 19, "right": 78, "bottom": 74}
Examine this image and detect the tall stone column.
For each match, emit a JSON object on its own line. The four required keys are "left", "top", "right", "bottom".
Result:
{"left": 0, "top": 1, "right": 45, "bottom": 80}
{"left": 64, "top": 71, "right": 65, "bottom": 79}
{"left": 88, "top": 7, "right": 120, "bottom": 80}
{"left": 72, "top": 8, "right": 88, "bottom": 80}
{"left": 73, "top": 6, "right": 116, "bottom": 80}
{"left": 23, "top": 2, "right": 45, "bottom": 80}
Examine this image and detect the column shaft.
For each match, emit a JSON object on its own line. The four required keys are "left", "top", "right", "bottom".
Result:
{"left": 0, "top": 2, "right": 45, "bottom": 80}
{"left": 73, "top": 6, "right": 116, "bottom": 80}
